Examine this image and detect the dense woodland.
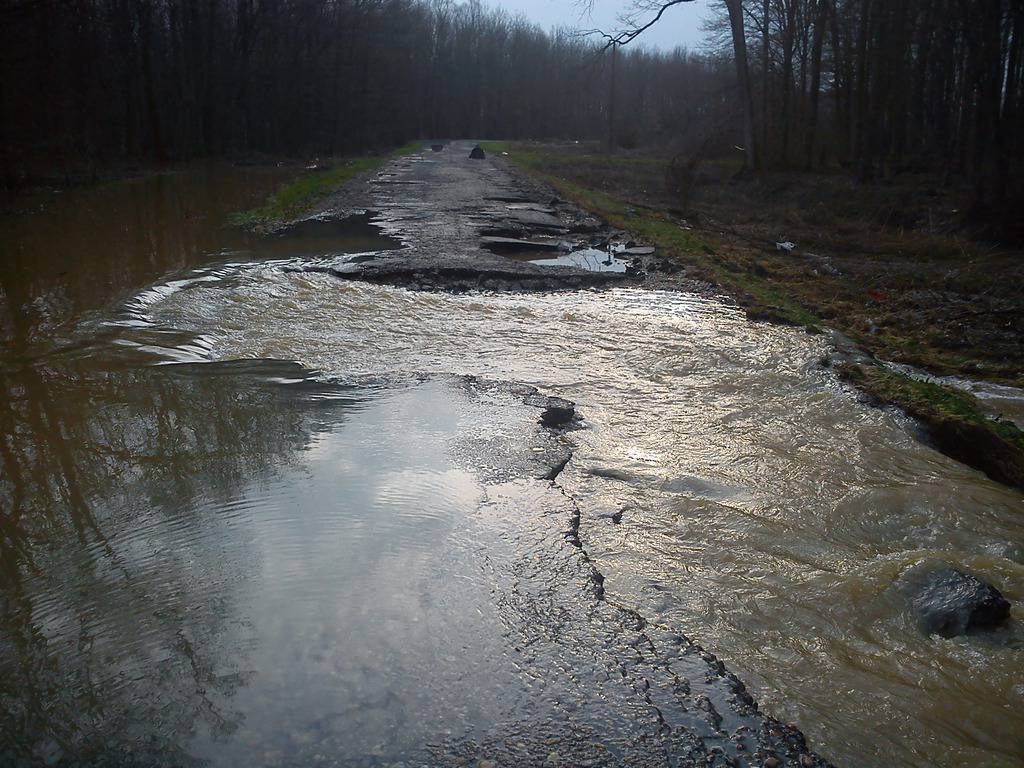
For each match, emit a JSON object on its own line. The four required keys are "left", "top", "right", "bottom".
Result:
{"left": 697, "top": 0, "right": 1024, "bottom": 191}
{"left": 2, "top": 0, "right": 1023, "bottom": 213}
{"left": 0, "top": 0, "right": 722, "bottom": 181}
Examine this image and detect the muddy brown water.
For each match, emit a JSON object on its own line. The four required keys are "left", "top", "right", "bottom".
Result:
{"left": 1, "top": 163, "right": 1023, "bottom": 767}
{"left": 0, "top": 164, "right": 395, "bottom": 357}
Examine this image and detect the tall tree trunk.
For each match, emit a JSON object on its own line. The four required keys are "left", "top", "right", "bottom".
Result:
{"left": 973, "top": 0, "right": 1007, "bottom": 207}
{"left": 234, "top": 0, "right": 253, "bottom": 153}
{"left": 1004, "top": 0, "right": 1024, "bottom": 160}
{"left": 761, "top": 0, "right": 770, "bottom": 160}
{"left": 135, "top": 0, "right": 168, "bottom": 163}
{"left": 725, "top": 0, "right": 760, "bottom": 172}
{"left": 805, "top": 0, "right": 829, "bottom": 169}
{"left": 780, "top": 0, "right": 797, "bottom": 166}
{"left": 0, "top": 69, "right": 12, "bottom": 188}
{"left": 853, "top": 0, "right": 872, "bottom": 179}
{"left": 607, "top": 42, "right": 618, "bottom": 154}
{"left": 202, "top": 0, "right": 216, "bottom": 154}
{"left": 829, "top": 2, "right": 850, "bottom": 165}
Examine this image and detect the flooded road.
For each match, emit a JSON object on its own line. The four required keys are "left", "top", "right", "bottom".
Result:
{"left": 0, "top": 164, "right": 304, "bottom": 355}
{"left": 1, "top": 145, "right": 1022, "bottom": 767}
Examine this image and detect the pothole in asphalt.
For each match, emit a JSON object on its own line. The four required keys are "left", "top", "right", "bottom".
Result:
{"left": 481, "top": 235, "right": 562, "bottom": 253}
{"left": 481, "top": 236, "right": 647, "bottom": 273}
{"left": 506, "top": 247, "right": 631, "bottom": 273}
{"left": 264, "top": 211, "right": 401, "bottom": 256}
{"left": 505, "top": 203, "right": 557, "bottom": 213}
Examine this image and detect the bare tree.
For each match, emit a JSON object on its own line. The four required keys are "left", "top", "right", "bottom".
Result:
{"left": 579, "top": 0, "right": 758, "bottom": 170}
{"left": 723, "top": 0, "right": 760, "bottom": 170}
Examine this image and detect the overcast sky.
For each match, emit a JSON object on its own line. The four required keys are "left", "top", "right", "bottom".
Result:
{"left": 494, "top": 0, "right": 715, "bottom": 51}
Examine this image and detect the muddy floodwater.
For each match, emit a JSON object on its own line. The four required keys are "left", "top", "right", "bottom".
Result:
{"left": 1, "top": 159, "right": 1023, "bottom": 768}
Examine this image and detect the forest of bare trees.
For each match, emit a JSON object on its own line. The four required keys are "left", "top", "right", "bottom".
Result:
{"left": 0, "top": 0, "right": 725, "bottom": 184}
{"left": 697, "top": 0, "right": 1024, "bottom": 191}
{"left": 2, "top": 0, "right": 1023, "bottom": 216}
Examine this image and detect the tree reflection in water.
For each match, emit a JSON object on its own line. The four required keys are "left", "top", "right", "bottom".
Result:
{"left": 0, "top": 165, "right": 394, "bottom": 765}
{"left": 0, "top": 349, "right": 354, "bottom": 765}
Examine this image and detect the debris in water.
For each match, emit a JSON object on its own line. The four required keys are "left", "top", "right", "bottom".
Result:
{"left": 775, "top": 241, "right": 796, "bottom": 253}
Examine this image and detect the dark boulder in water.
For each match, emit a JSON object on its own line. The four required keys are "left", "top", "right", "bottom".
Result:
{"left": 898, "top": 561, "right": 1011, "bottom": 637}
{"left": 539, "top": 397, "right": 575, "bottom": 429}
{"left": 469, "top": 145, "right": 486, "bottom": 159}
{"left": 431, "top": 143, "right": 444, "bottom": 152}
{"left": 523, "top": 393, "right": 576, "bottom": 429}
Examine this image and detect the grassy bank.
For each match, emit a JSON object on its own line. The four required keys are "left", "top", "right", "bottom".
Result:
{"left": 840, "top": 364, "right": 1024, "bottom": 488}
{"left": 486, "top": 140, "right": 1024, "bottom": 489}
{"left": 231, "top": 142, "right": 420, "bottom": 228}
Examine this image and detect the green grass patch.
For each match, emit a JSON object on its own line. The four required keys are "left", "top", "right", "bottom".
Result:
{"left": 992, "top": 418, "right": 1024, "bottom": 449}
{"left": 859, "top": 367, "right": 986, "bottom": 422}
{"left": 482, "top": 141, "right": 664, "bottom": 169}
{"left": 231, "top": 142, "right": 420, "bottom": 228}
{"left": 846, "top": 364, "right": 1024, "bottom": 451}
{"left": 480, "top": 141, "right": 511, "bottom": 155}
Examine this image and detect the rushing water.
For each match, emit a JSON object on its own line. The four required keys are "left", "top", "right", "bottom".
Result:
{"left": 1, "top": 166, "right": 1023, "bottom": 767}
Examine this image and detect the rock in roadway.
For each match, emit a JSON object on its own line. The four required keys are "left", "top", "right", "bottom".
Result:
{"left": 898, "top": 560, "right": 1011, "bottom": 637}
{"left": 539, "top": 397, "right": 576, "bottom": 429}
{"left": 469, "top": 145, "right": 486, "bottom": 159}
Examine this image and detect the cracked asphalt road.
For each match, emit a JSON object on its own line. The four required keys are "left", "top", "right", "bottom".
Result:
{"left": 308, "top": 140, "right": 640, "bottom": 291}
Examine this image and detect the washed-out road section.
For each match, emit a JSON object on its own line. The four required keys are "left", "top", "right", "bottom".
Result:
{"left": 5, "top": 142, "right": 1022, "bottom": 768}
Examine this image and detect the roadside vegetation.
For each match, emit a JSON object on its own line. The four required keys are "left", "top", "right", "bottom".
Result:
{"left": 230, "top": 143, "right": 420, "bottom": 229}
{"left": 489, "top": 140, "right": 1024, "bottom": 488}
